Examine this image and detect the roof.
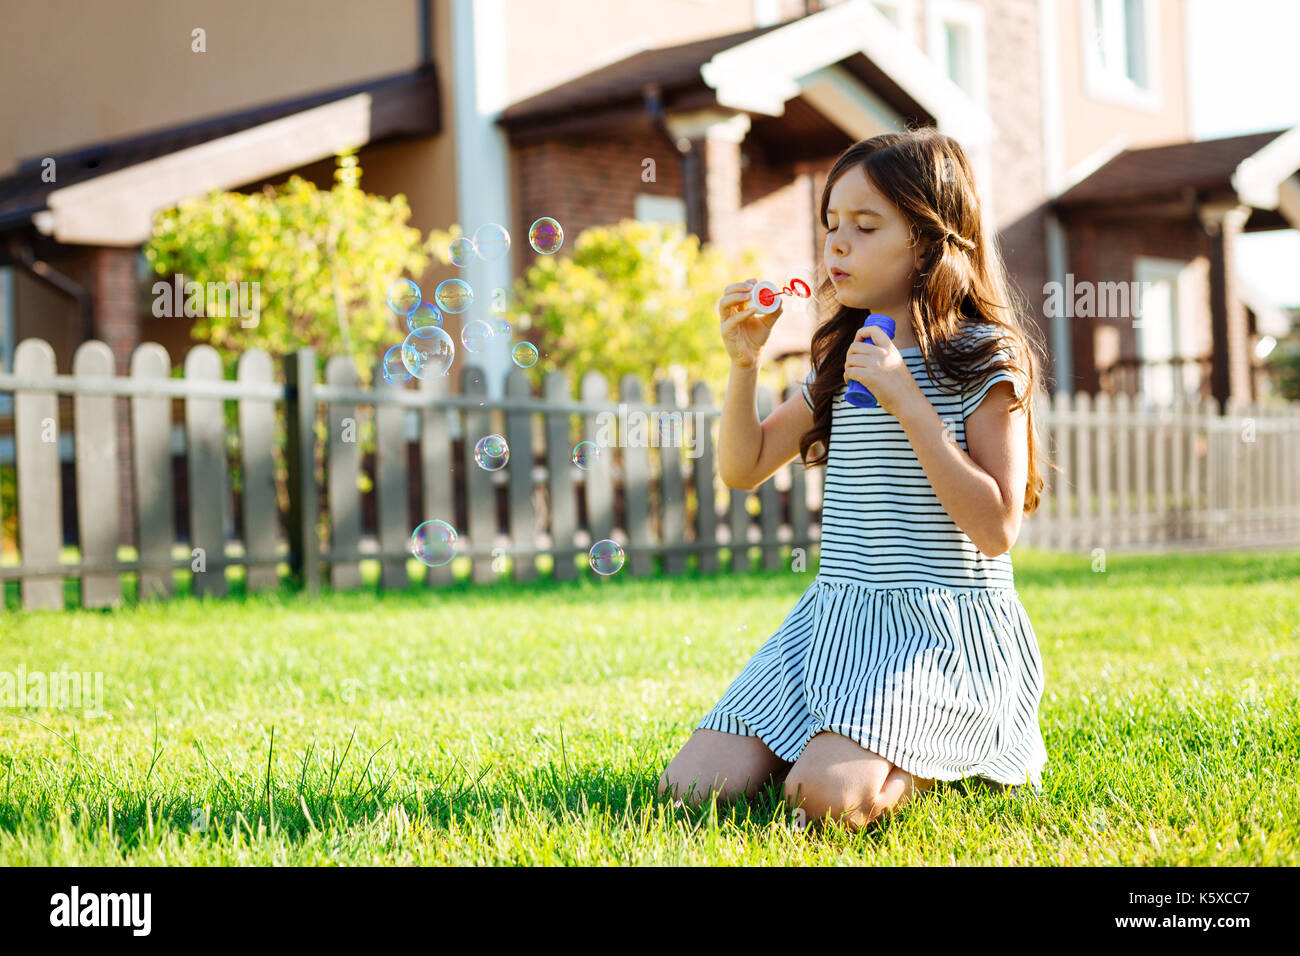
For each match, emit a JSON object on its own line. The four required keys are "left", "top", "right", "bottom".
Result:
{"left": 495, "top": 0, "right": 986, "bottom": 153}
{"left": 0, "top": 65, "right": 441, "bottom": 234}
{"left": 498, "top": 23, "right": 788, "bottom": 126}
{"left": 1054, "top": 128, "right": 1291, "bottom": 208}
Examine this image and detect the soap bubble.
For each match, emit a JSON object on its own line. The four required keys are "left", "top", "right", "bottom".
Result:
{"left": 486, "top": 314, "right": 511, "bottom": 337}
{"left": 402, "top": 325, "right": 455, "bottom": 379}
{"left": 387, "top": 279, "right": 421, "bottom": 316}
{"left": 511, "top": 341, "right": 538, "bottom": 368}
{"left": 461, "top": 319, "right": 494, "bottom": 352}
{"left": 435, "top": 278, "right": 474, "bottom": 314}
{"left": 382, "top": 344, "right": 415, "bottom": 386}
{"left": 474, "top": 223, "right": 511, "bottom": 261}
{"left": 448, "top": 237, "right": 476, "bottom": 267}
{"left": 528, "top": 217, "right": 564, "bottom": 254}
{"left": 474, "top": 434, "right": 509, "bottom": 471}
{"left": 406, "top": 301, "right": 443, "bottom": 332}
{"left": 572, "top": 440, "right": 599, "bottom": 470}
{"left": 410, "top": 519, "right": 457, "bottom": 567}
{"left": 589, "top": 539, "right": 625, "bottom": 575}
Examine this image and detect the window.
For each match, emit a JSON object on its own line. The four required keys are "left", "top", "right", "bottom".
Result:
{"left": 635, "top": 193, "right": 686, "bottom": 228}
{"left": 925, "top": 1, "right": 986, "bottom": 106}
{"left": 1134, "top": 257, "right": 1197, "bottom": 406}
{"left": 1082, "top": 0, "right": 1161, "bottom": 110}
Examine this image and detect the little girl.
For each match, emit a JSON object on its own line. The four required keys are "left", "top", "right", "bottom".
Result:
{"left": 658, "top": 128, "right": 1051, "bottom": 832}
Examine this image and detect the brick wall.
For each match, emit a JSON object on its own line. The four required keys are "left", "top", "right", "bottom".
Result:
{"left": 982, "top": 0, "right": 1052, "bottom": 371}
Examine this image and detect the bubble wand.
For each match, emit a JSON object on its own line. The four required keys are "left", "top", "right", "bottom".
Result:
{"left": 749, "top": 277, "right": 813, "bottom": 314}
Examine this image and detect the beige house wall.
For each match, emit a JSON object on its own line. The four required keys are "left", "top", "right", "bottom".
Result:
{"left": 1056, "top": 0, "right": 1189, "bottom": 168}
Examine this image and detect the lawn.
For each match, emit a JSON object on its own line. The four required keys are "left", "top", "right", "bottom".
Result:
{"left": 0, "top": 545, "right": 1296, "bottom": 865}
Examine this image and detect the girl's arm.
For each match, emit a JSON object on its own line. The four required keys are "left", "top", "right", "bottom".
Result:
{"left": 894, "top": 381, "right": 1027, "bottom": 556}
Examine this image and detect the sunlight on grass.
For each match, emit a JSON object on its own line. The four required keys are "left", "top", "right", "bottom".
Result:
{"left": 0, "top": 546, "right": 1296, "bottom": 864}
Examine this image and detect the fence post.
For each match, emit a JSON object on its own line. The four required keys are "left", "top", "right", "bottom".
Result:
{"left": 284, "top": 348, "right": 320, "bottom": 595}
{"left": 755, "top": 384, "right": 781, "bottom": 572}
{"left": 691, "top": 381, "right": 720, "bottom": 575}
{"left": 325, "top": 355, "right": 362, "bottom": 591}
{"left": 374, "top": 357, "right": 409, "bottom": 591}
{"left": 131, "top": 344, "right": 176, "bottom": 600}
{"left": 620, "top": 374, "right": 653, "bottom": 578}
{"left": 543, "top": 371, "right": 576, "bottom": 582}
{"left": 657, "top": 378, "right": 687, "bottom": 576}
{"left": 238, "top": 349, "right": 280, "bottom": 593}
{"left": 73, "top": 341, "right": 121, "bottom": 608}
{"left": 14, "top": 339, "right": 63, "bottom": 610}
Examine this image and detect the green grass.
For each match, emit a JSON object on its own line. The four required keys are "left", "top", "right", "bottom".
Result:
{"left": 0, "top": 545, "right": 1296, "bottom": 865}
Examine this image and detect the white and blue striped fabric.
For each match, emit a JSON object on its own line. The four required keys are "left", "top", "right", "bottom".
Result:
{"left": 697, "top": 322, "right": 1048, "bottom": 790}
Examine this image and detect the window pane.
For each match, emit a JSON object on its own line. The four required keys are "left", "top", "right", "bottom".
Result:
{"left": 944, "top": 21, "right": 970, "bottom": 90}
{"left": 1123, "top": 0, "right": 1145, "bottom": 85}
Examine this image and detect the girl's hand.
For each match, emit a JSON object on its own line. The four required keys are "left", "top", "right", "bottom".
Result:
{"left": 718, "top": 278, "right": 782, "bottom": 369}
{"left": 843, "top": 324, "right": 922, "bottom": 417}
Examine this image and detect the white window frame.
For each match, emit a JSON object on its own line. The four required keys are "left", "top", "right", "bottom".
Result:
{"left": 925, "top": 0, "right": 987, "bottom": 111}
{"left": 1134, "top": 256, "right": 1197, "bottom": 406}
{"left": 924, "top": 0, "right": 993, "bottom": 225}
{"left": 635, "top": 193, "right": 687, "bottom": 227}
{"left": 871, "top": 0, "right": 918, "bottom": 45}
{"left": 1080, "top": 0, "right": 1162, "bottom": 112}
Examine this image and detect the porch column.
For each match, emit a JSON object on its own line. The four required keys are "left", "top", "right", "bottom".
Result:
{"left": 665, "top": 111, "right": 751, "bottom": 254}
{"left": 1199, "top": 202, "right": 1252, "bottom": 409}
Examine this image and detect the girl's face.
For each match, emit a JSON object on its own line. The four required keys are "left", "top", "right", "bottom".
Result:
{"left": 823, "top": 164, "right": 921, "bottom": 315}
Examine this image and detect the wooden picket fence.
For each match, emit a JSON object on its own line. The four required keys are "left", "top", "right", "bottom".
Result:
{"left": 1, "top": 337, "right": 1298, "bottom": 612}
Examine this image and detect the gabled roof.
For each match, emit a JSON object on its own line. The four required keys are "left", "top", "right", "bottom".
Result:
{"left": 1053, "top": 127, "right": 1293, "bottom": 208}
{"left": 0, "top": 66, "right": 441, "bottom": 241}
{"left": 497, "top": 0, "right": 994, "bottom": 154}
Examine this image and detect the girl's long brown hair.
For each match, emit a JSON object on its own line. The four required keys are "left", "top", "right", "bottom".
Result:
{"left": 797, "top": 127, "right": 1053, "bottom": 514}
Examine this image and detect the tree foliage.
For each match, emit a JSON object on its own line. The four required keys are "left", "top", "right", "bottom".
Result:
{"left": 476, "top": 219, "right": 775, "bottom": 398}
{"left": 144, "top": 152, "right": 434, "bottom": 385}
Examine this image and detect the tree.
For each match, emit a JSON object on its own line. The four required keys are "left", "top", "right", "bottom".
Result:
{"left": 144, "top": 152, "right": 435, "bottom": 384}
{"left": 144, "top": 154, "right": 437, "bottom": 521}
{"left": 427, "top": 219, "right": 780, "bottom": 400}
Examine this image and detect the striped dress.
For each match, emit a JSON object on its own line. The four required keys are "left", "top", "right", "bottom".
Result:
{"left": 696, "top": 321, "right": 1049, "bottom": 791}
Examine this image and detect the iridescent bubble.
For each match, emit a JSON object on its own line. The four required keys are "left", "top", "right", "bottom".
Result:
{"left": 589, "top": 539, "right": 625, "bottom": 575}
{"left": 572, "top": 440, "right": 599, "bottom": 470}
{"left": 511, "top": 341, "right": 538, "bottom": 369}
{"left": 461, "top": 319, "right": 494, "bottom": 352}
{"left": 406, "top": 301, "right": 444, "bottom": 333}
{"left": 658, "top": 412, "right": 683, "bottom": 443}
{"left": 410, "top": 519, "right": 457, "bottom": 567}
{"left": 387, "top": 279, "right": 421, "bottom": 316}
{"left": 382, "top": 344, "right": 414, "bottom": 386}
{"left": 448, "top": 237, "right": 476, "bottom": 267}
{"left": 529, "top": 217, "right": 564, "bottom": 255}
{"left": 402, "top": 325, "right": 455, "bottom": 379}
{"left": 474, "top": 223, "right": 511, "bottom": 261}
{"left": 486, "top": 314, "right": 511, "bottom": 338}
{"left": 435, "top": 278, "right": 474, "bottom": 313}
{"left": 473, "top": 434, "right": 509, "bottom": 471}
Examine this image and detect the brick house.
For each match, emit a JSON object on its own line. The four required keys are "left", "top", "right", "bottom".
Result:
{"left": 1, "top": 0, "right": 1297, "bottom": 540}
